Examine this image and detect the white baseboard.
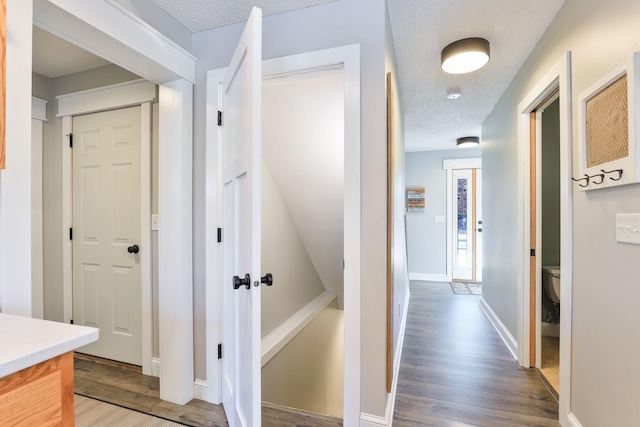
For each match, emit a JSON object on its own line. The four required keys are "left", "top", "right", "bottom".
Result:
{"left": 360, "top": 287, "right": 411, "bottom": 427}
{"left": 479, "top": 298, "right": 518, "bottom": 360}
{"left": 152, "top": 357, "right": 161, "bottom": 377}
{"left": 193, "top": 379, "right": 207, "bottom": 401}
{"left": 409, "top": 273, "right": 450, "bottom": 282}
{"left": 360, "top": 413, "right": 388, "bottom": 427}
{"left": 566, "top": 412, "right": 583, "bottom": 427}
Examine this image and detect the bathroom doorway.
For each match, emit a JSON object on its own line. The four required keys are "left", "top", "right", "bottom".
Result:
{"left": 531, "top": 92, "right": 561, "bottom": 397}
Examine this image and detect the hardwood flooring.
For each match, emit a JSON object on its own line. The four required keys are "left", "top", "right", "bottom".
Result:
{"left": 74, "top": 354, "right": 342, "bottom": 426}
{"left": 392, "top": 282, "right": 560, "bottom": 427}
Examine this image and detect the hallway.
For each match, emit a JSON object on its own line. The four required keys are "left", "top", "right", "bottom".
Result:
{"left": 393, "top": 282, "right": 559, "bottom": 426}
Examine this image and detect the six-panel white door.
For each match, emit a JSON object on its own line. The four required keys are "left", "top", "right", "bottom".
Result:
{"left": 220, "top": 7, "right": 262, "bottom": 427}
{"left": 73, "top": 106, "right": 142, "bottom": 366}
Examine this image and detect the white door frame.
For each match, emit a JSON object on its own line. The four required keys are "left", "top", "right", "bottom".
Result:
{"left": 205, "top": 44, "right": 361, "bottom": 424}
{"left": 32, "top": 97, "right": 48, "bottom": 320}
{"left": 516, "top": 52, "right": 573, "bottom": 425}
{"left": 443, "top": 158, "right": 482, "bottom": 283}
{"left": 57, "top": 79, "right": 155, "bottom": 374}
{"left": 34, "top": 0, "right": 197, "bottom": 405}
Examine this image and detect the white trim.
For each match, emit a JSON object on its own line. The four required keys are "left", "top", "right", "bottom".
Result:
{"left": 384, "top": 288, "right": 411, "bottom": 427}
{"left": 205, "top": 67, "right": 226, "bottom": 405}
{"left": 408, "top": 273, "right": 449, "bottom": 282}
{"left": 479, "top": 298, "right": 518, "bottom": 360}
{"left": 360, "top": 413, "right": 388, "bottom": 427}
{"left": 567, "top": 412, "right": 584, "bottom": 427}
{"left": 158, "top": 79, "right": 194, "bottom": 405}
{"left": 58, "top": 85, "right": 154, "bottom": 378}
{"left": 442, "top": 158, "right": 482, "bottom": 283}
{"left": 261, "top": 291, "right": 336, "bottom": 367}
{"left": 442, "top": 158, "right": 482, "bottom": 169}
{"left": 57, "top": 79, "right": 156, "bottom": 117}
{"left": 205, "top": 43, "right": 361, "bottom": 424}
{"left": 152, "top": 357, "right": 161, "bottom": 378}
{"left": 516, "top": 52, "right": 573, "bottom": 427}
{"left": 31, "top": 98, "right": 47, "bottom": 319}
{"left": 140, "top": 103, "right": 153, "bottom": 377}
{"left": 33, "top": 0, "right": 196, "bottom": 84}
{"left": 32, "top": 97, "right": 47, "bottom": 121}
{"left": 193, "top": 379, "right": 208, "bottom": 401}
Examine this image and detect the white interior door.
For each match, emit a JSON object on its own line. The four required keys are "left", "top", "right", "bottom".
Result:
{"left": 476, "top": 169, "right": 483, "bottom": 282}
{"left": 452, "top": 169, "right": 473, "bottom": 281}
{"left": 73, "top": 106, "right": 142, "bottom": 365}
{"left": 221, "top": 7, "right": 262, "bottom": 427}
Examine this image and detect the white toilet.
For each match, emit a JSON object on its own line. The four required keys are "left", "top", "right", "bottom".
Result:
{"left": 542, "top": 266, "right": 561, "bottom": 303}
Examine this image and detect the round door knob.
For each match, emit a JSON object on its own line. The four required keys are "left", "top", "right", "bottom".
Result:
{"left": 128, "top": 245, "right": 140, "bottom": 254}
{"left": 233, "top": 274, "right": 251, "bottom": 290}
{"left": 261, "top": 273, "right": 273, "bottom": 286}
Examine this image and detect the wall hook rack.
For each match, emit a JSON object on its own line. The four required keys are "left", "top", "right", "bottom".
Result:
{"left": 601, "top": 168, "right": 623, "bottom": 181}
{"left": 572, "top": 174, "right": 590, "bottom": 187}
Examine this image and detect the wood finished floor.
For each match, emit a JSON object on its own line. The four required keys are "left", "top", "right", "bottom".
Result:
{"left": 74, "top": 355, "right": 342, "bottom": 426}
{"left": 392, "top": 281, "right": 560, "bottom": 427}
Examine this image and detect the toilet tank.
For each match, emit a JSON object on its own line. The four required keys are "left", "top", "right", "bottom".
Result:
{"left": 542, "top": 266, "right": 561, "bottom": 303}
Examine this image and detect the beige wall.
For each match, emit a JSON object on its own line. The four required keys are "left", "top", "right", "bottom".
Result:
{"left": 262, "top": 301, "right": 344, "bottom": 417}
{"left": 261, "top": 161, "right": 326, "bottom": 337}
{"left": 482, "top": 0, "right": 640, "bottom": 424}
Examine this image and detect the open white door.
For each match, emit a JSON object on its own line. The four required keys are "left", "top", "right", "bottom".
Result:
{"left": 220, "top": 7, "right": 262, "bottom": 427}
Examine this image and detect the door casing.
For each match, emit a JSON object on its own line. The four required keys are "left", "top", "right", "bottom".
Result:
{"left": 206, "top": 44, "right": 362, "bottom": 425}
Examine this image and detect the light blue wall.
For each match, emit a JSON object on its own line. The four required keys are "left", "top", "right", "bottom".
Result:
{"left": 405, "top": 148, "right": 480, "bottom": 279}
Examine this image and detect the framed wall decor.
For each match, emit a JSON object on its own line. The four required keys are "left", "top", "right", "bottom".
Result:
{"left": 406, "top": 187, "right": 425, "bottom": 212}
{"left": 575, "top": 52, "right": 640, "bottom": 190}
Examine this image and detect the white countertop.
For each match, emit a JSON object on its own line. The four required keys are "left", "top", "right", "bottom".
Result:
{"left": 0, "top": 313, "right": 98, "bottom": 378}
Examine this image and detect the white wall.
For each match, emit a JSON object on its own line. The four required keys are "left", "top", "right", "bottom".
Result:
{"left": 262, "top": 301, "right": 344, "bottom": 418}
{"left": 193, "top": 0, "right": 390, "bottom": 416}
{"left": 0, "top": 0, "right": 33, "bottom": 315}
{"left": 405, "top": 148, "right": 481, "bottom": 279}
{"left": 482, "top": 0, "right": 640, "bottom": 424}
{"left": 262, "top": 70, "right": 345, "bottom": 308}
{"left": 261, "top": 161, "right": 326, "bottom": 337}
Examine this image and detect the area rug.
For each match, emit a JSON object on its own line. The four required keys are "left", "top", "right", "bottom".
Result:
{"left": 75, "top": 395, "right": 187, "bottom": 427}
{"left": 450, "top": 282, "right": 482, "bottom": 295}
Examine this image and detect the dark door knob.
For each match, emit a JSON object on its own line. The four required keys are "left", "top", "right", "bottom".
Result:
{"left": 128, "top": 245, "right": 139, "bottom": 254}
{"left": 261, "top": 273, "right": 273, "bottom": 286}
{"left": 233, "top": 274, "right": 251, "bottom": 290}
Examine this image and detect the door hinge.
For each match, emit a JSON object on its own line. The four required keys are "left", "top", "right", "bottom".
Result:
{"left": 530, "top": 248, "right": 535, "bottom": 257}
{"left": 68, "top": 133, "right": 73, "bottom": 148}
{"left": 218, "top": 343, "right": 222, "bottom": 360}
{"left": 69, "top": 228, "right": 73, "bottom": 241}
{"left": 217, "top": 111, "right": 223, "bottom": 126}
{"left": 217, "top": 228, "right": 222, "bottom": 243}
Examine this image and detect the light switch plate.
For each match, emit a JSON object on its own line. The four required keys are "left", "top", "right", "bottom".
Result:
{"left": 435, "top": 215, "right": 445, "bottom": 223}
{"left": 616, "top": 213, "right": 640, "bottom": 244}
{"left": 151, "top": 214, "right": 159, "bottom": 231}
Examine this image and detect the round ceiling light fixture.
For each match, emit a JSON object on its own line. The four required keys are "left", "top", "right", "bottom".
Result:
{"left": 441, "top": 38, "right": 490, "bottom": 74}
{"left": 457, "top": 136, "right": 480, "bottom": 148}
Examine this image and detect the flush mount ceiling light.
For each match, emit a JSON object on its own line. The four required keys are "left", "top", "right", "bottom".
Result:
{"left": 457, "top": 136, "right": 480, "bottom": 148}
{"left": 441, "top": 38, "right": 490, "bottom": 74}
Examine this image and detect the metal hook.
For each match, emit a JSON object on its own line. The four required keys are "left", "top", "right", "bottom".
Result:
{"left": 571, "top": 174, "right": 590, "bottom": 187}
{"left": 601, "top": 168, "right": 623, "bottom": 181}
{"left": 590, "top": 173, "right": 605, "bottom": 185}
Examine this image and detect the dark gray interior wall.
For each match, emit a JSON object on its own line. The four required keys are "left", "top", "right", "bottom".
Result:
{"left": 541, "top": 98, "right": 560, "bottom": 267}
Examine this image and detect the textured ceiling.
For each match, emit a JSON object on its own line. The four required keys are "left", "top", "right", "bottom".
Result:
{"left": 32, "top": 0, "right": 566, "bottom": 152}
{"left": 150, "top": 0, "right": 337, "bottom": 32}
{"left": 388, "top": 0, "right": 565, "bottom": 151}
